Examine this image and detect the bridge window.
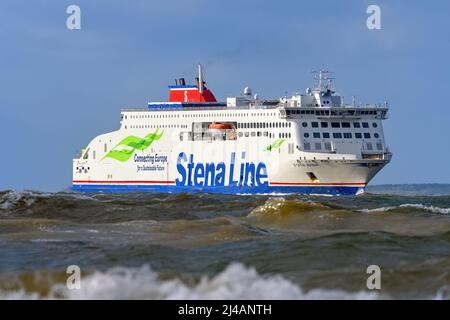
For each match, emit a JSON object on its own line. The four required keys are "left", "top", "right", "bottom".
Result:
{"left": 355, "top": 133, "right": 362, "bottom": 139}
{"left": 322, "top": 132, "right": 330, "bottom": 139}
{"left": 333, "top": 132, "right": 342, "bottom": 139}
{"left": 353, "top": 122, "right": 360, "bottom": 128}
{"left": 362, "top": 122, "right": 369, "bottom": 128}
{"left": 312, "top": 122, "right": 319, "bottom": 128}
{"left": 320, "top": 122, "right": 328, "bottom": 128}
{"left": 313, "top": 132, "right": 320, "bottom": 138}
{"left": 303, "top": 142, "right": 311, "bottom": 150}
{"left": 342, "top": 122, "right": 350, "bottom": 128}
{"left": 343, "top": 132, "right": 352, "bottom": 139}
{"left": 331, "top": 122, "right": 340, "bottom": 128}
{"left": 364, "top": 133, "right": 371, "bottom": 139}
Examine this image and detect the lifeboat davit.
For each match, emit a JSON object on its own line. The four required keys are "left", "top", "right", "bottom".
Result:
{"left": 208, "top": 122, "right": 233, "bottom": 130}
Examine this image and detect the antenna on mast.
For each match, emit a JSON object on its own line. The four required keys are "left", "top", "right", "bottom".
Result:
{"left": 311, "top": 69, "right": 335, "bottom": 93}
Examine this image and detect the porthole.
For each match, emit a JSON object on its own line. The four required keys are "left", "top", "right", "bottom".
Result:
{"left": 374, "top": 133, "right": 379, "bottom": 138}
{"left": 373, "top": 123, "right": 378, "bottom": 128}
{"left": 304, "top": 132, "right": 309, "bottom": 138}
{"left": 302, "top": 122, "right": 307, "bottom": 127}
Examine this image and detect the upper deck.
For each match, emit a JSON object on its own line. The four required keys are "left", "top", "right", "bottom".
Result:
{"left": 121, "top": 68, "right": 388, "bottom": 122}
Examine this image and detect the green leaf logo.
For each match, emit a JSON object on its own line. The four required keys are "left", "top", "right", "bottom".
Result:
{"left": 102, "top": 129, "right": 164, "bottom": 162}
{"left": 264, "top": 139, "right": 285, "bottom": 151}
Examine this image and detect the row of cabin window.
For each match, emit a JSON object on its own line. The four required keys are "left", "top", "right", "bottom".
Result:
{"left": 303, "top": 142, "right": 383, "bottom": 151}
{"left": 302, "top": 121, "right": 377, "bottom": 128}
{"left": 181, "top": 112, "right": 277, "bottom": 118}
{"left": 125, "top": 114, "right": 180, "bottom": 119}
{"left": 287, "top": 110, "right": 378, "bottom": 116}
{"left": 237, "top": 131, "right": 291, "bottom": 138}
{"left": 304, "top": 132, "right": 379, "bottom": 139}
{"left": 237, "top": 122, "right": 291, "bottom": 129}
{"left": 125, "top": 112, "right": 278, "bottom": 119}
{"left": 126, "top": 124, "right": 189, "bottom": 129}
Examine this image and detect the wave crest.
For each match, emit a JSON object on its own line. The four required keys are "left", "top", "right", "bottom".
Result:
{"left": 360, "top": 203, "right": 450, "bottom": 214}
{"left": 248, "top": 197, "right": 328, "bottom": 218}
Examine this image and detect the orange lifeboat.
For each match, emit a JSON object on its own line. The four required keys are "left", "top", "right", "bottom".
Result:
{"left": 208, "top": 122, "right": 233, "bottom": 130}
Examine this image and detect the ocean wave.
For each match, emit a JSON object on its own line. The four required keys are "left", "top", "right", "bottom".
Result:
{"left": 359, "top": 206, "right": 397, "bottom": 213}
{"left": 0, "top": 263, "right": 378, "bottom": 300}
{"left": 0, "top": 190, "right": 97, "bottom": 213}
{"left": 0, "top": 190, "right": 40, "bottom": 211}
{"left": 248, "top": 197, "right": 328, "bottom": 218}
{"left": 435, "top": 285, "right": 450, "bottom": 300}
{"left": 360, "top": 203, "right": 450, "bottom": 214}
{"left": 399, "top": 204, "right": 450, "bottom": 214}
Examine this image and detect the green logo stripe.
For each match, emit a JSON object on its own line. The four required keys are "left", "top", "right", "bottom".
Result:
{"left": 264, "top": 139, "right": 285, "bottom": 151}
{"left": 102, "top": 129, "right": 164, "bottom": 162}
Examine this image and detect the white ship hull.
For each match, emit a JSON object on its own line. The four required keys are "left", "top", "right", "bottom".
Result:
{"left": 73, "top": 126, "right": 391, "bottom": 195}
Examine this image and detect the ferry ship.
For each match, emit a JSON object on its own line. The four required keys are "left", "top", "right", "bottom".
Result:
{"left": 72, "top": 65, "right": 391, "bottom": 195}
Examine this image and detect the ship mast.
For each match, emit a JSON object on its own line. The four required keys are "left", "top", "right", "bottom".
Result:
{"left": 312, "top": 69, "right": 335, "bottom": 93}
{"left": 198, "top": 64, "right": 204, "bottom": 94}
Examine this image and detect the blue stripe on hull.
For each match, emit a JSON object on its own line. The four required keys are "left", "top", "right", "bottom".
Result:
{"left": 72, "top": 184, "right": 363, "bottom": 196}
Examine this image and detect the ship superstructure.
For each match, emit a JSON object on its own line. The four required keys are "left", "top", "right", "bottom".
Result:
{"left": 73, "top": 65, "right": 391, "bottom": 195}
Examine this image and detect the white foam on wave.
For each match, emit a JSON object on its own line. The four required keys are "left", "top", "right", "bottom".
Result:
{"left": 309, "top": 193, "right": 335, "bottom": 197}
{"left": 30, "top": 239, "right": 67, "bottom": 243}
{"left": 399, "top": 203, "right": 450, "bottom": 214}
{"left": 0, "top": 290, "right": 40, "bottom": 300}
{"left": 360, "top": 203, "right": 450, "bottom": 214}
{"left": 434, "top": 285, "right": 450, "bottom": 300}
{"left": 0, "top": 190, "right": 39, "bottom": 210}
{"left": 0, "top": 263, "right": 378, "bottom": 300}
{"left": 359, "top": 206, "right": 397, "bottom": 213}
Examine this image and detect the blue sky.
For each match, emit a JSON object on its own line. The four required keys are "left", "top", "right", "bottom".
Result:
{"left": 1, "top": 0, "right": 449, "bottom": 191}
